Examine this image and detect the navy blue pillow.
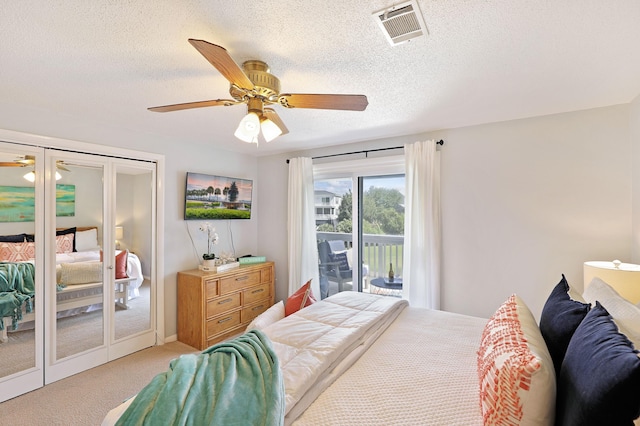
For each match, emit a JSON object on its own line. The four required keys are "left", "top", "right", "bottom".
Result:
{"left": 329, "top": 252, "right": 350, "bottom": 272}
{"left": 539, "top": 274, "right": 590, "bottom": 376}
{"left": 0, "top": 233, "right": 26, "bottom": 242}
{"left": 556, "top": 302, "right": 640, "bottom": 426}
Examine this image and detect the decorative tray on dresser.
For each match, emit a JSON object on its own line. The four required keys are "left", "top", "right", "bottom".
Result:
{"left": 177, "top": 261, "right": 275, "bottom": 350}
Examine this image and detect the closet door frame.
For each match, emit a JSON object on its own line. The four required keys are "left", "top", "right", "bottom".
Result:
{"left": 0, "top": 128, "right": 165, "bottom": 388}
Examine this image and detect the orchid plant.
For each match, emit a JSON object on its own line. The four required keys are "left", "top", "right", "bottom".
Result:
{"left": 199, "top": 223, "right": 219, "bottom": 260}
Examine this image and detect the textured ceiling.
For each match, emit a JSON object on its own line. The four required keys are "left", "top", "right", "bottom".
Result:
{"left": 1, "top": 1, "right": 639, "bottom": 156}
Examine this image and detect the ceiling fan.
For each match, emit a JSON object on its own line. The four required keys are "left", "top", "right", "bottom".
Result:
{"left": 148, "top": 39, "right": 369, "bottom": 144}
{"left": 0, "top": 155, "right": 69, "bottom": 181}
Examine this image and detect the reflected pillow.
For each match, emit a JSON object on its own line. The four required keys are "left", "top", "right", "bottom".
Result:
{"left": 56, "top": 234, "right": 74, "bottom": 254}
{"left": 285, "top": 279, "right": 316, "bottom": 316}
{"left": 60, "top": 261, "right": 103, "bottom": 285}
{"left": 0, "top": 234, "right": 26, "bottom": 243}
{"left": 330, "top": 252, "right": 350, "bottom": 272}
{"left": 75, "top": 228, "right": 99, "bottom": 252}
{"left": 0, "top": 241, "right": 35, "bottom": 262}
{"left": 56, "top": 227, "right": 77, "bottom": 251}
{"left": 100, "top": 249, "right": 129, "bottom": 279}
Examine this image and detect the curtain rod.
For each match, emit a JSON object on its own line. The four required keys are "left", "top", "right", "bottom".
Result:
{"left": 286, "top": 139, "right": 444, "bottom": 164}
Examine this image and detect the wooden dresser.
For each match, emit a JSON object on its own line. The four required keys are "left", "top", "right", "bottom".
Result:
{"left": 177, "top": 262, "right": 275, "bottom": 350}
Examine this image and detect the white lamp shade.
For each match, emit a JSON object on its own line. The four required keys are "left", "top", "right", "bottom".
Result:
{"left": 260, "top": 117, "right": 282, "bottom": 142}
{"left": 115, "top": 226, "right": 124, "bottom": 240}
{"left": 234, "top": 112, "right": 260, "bottom": 143}
{"left": 584, "top": 260, "right": 640, "bottom": 304}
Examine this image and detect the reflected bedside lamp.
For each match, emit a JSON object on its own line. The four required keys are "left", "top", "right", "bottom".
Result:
{"left": 115, "top": 226, "right": 124, "bottom": 250}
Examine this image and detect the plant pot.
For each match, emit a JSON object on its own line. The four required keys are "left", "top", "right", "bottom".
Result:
{"left": 202, "top": 259, "right": 216, "bottom": 270}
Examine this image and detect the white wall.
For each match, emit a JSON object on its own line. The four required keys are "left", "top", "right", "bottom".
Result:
{"left": 258, "top": 104, "right": 633, "bottom": 319}
{"left": 631, "top": 94, "right": 640, "bottom": 262}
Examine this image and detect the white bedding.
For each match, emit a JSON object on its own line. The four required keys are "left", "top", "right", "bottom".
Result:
{"left": 56, "top": 249, "right": 144, "bottom": 298}
{"left": 262, "top": 291, "right": 408, "bottom": 424}
{"left": 293, "top": 307, "right": 486, "bottom": 425}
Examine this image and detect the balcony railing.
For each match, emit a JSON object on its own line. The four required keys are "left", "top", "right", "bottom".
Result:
{"left": 316, "top": 231, "right": 404, "bottom": 279}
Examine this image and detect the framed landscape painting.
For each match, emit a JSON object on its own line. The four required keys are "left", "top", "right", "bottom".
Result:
{"left": 184, "top": 172, "right": 253, "bottom": 220}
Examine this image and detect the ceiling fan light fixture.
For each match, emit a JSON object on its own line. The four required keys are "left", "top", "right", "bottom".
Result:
{"left": 23, "top": 170, "right": 62, "bottom": 182}
{"left": 260, "top": 116, "right": 282, "bottom": 142}
{"left": 234, "top": 112, "right": 260, "bottom": 142}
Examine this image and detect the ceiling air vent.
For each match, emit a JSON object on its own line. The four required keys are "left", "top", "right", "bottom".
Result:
{"left": 373, "top": 0, "right": 428, "bottom": 46}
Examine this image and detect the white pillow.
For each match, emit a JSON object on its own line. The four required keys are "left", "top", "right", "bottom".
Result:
{"left": 60, "top": 261, "right": 103, "bottom": 285}
{"left": 75, "top": 228, "right": 100, "bottom": 252}
{"left": 583, "top": 277, "right": 640, "bottom": 348}
{"left": 246, "top": 301, "right": 284, "bottom": 332}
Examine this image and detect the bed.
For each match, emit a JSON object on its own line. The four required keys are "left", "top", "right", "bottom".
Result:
{"left": 103, "top": 277, "right": 640, "bottom": 426}
{"left": 0, "top": 226, "right": 144, "bottom": 340}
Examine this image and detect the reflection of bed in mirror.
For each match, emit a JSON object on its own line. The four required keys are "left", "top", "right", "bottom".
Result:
{"left": 0, "top": 226, "right": 145, "bottom": 342}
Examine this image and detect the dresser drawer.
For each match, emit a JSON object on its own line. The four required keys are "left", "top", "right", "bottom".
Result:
{"left": 204, "top": 277, "right": 219, "bottom": 298}
{"left": 207, "top": 311, "right": 242, "bottom": 338}
{"left": 243, "top": 282, "right": 270, "bottom": 305}
{"left": 242, "top": 300, "right": 271, "bottom": 323}
{"left": 220, "top": 271, "right": 260, "bottom": 294}
{"left": 206, "top": 292, "right": 241, "bottom": 318}
{"left": 260, "top": 267, "right": 272, "bottom": 283}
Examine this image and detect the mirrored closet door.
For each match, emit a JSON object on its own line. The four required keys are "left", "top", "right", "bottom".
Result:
{"left": 0, "top": 138, "right": 161, "bottom": 400}
{"left": 0, "top": 142, "right": 45, "bottom": 402}
{"left": 45, "top": 150, "right": 158, "bottom": 383}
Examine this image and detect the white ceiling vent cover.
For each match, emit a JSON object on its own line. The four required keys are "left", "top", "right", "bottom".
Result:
{"left": 373, "top": 0, "right": 428, "bottom": 46}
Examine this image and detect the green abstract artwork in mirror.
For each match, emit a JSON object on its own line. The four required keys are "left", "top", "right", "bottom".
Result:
{"left": 0, "top": 185, "right": 75, "bottom": 222}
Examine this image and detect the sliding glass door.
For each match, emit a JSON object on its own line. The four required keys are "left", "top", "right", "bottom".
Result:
{"left": 314, "top": 156, "right": 405, "bottom": 299}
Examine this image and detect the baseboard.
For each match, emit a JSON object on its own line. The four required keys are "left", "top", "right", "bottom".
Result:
{"left": 163, "top": 334, "right": 177, "bottom": 343}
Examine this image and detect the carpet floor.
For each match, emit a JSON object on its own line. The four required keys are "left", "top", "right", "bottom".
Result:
{"left": 0, "top": 340, "right": 198, "bottom": 425}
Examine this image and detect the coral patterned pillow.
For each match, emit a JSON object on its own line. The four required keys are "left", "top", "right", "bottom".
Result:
{"left": 477, "top": 294, "right": 556, "bottom": 425}
{"left": 56, "top": 233, "right": 74, "bottom": 254}
{"left": 0, "top": 241, "right": 36, "bottom": 262}
{"left": 284, "top": 279, "right": 316, "bottom": 316}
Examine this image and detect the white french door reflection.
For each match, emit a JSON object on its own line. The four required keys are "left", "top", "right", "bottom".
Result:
{"left": 111, "top": 160, "right": 155, "bottom": 360}
{"left": 45, "top": 152, "right": 157, "bottom": 383}
{"left": 0, "top": 142, "right": 44, "bottom": 402}
{"left": 46, "top": 151, "right": 108, "bottom": 382}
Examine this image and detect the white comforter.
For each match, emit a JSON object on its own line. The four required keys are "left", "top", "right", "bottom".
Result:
{"left": 293, "top": 307, "right": 487, "bottom": 425}
{"left": 262, "top": 291, "right": 408, "bottom": 425}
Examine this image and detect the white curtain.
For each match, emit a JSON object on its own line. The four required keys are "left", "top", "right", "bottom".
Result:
{"left": 402, "top": 140, "right": 441, "bottom": 309}
{"left": 287, "top": 157, "right": 321, "bottom": 297}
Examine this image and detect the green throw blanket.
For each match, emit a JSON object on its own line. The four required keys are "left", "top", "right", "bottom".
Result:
{"left": 0, "top": 262, "right": 35, "bottom": 331}
{"left": 115, "top": 330, "right": 285, "bottom": 426}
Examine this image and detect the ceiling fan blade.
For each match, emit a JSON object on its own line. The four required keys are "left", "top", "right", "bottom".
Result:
{"left": 188, "top": 39, "right": 254, "bottom": 91}
{"left": 278, "top": 94, "right": 368, "bottom": 111}
{"left": 0, "top": 162, "right": 25, "bottom": 167}
{"left": 263, "top": 108, "right": 289, "bottom": 136}
{"left": 56, "top": 163, "right": 70, "bottom": 172}
{"left": 148, "top": 99, "right": 239, "bottom": 113}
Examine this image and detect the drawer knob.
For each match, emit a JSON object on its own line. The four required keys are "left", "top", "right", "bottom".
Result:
{"left": 218, "top": 298, "right": 233, "bottom": 305}
{"left": 251, "top": 288, "right": 264, "bottom": 294}
{"left": 236, "top": 276, "right": 249, "bottom": 281}
{"left": 218, "top": 317, "right": 232, "bottom": 324}
{"left": 252, "top": 305, "right": 265, "bottom": 311}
